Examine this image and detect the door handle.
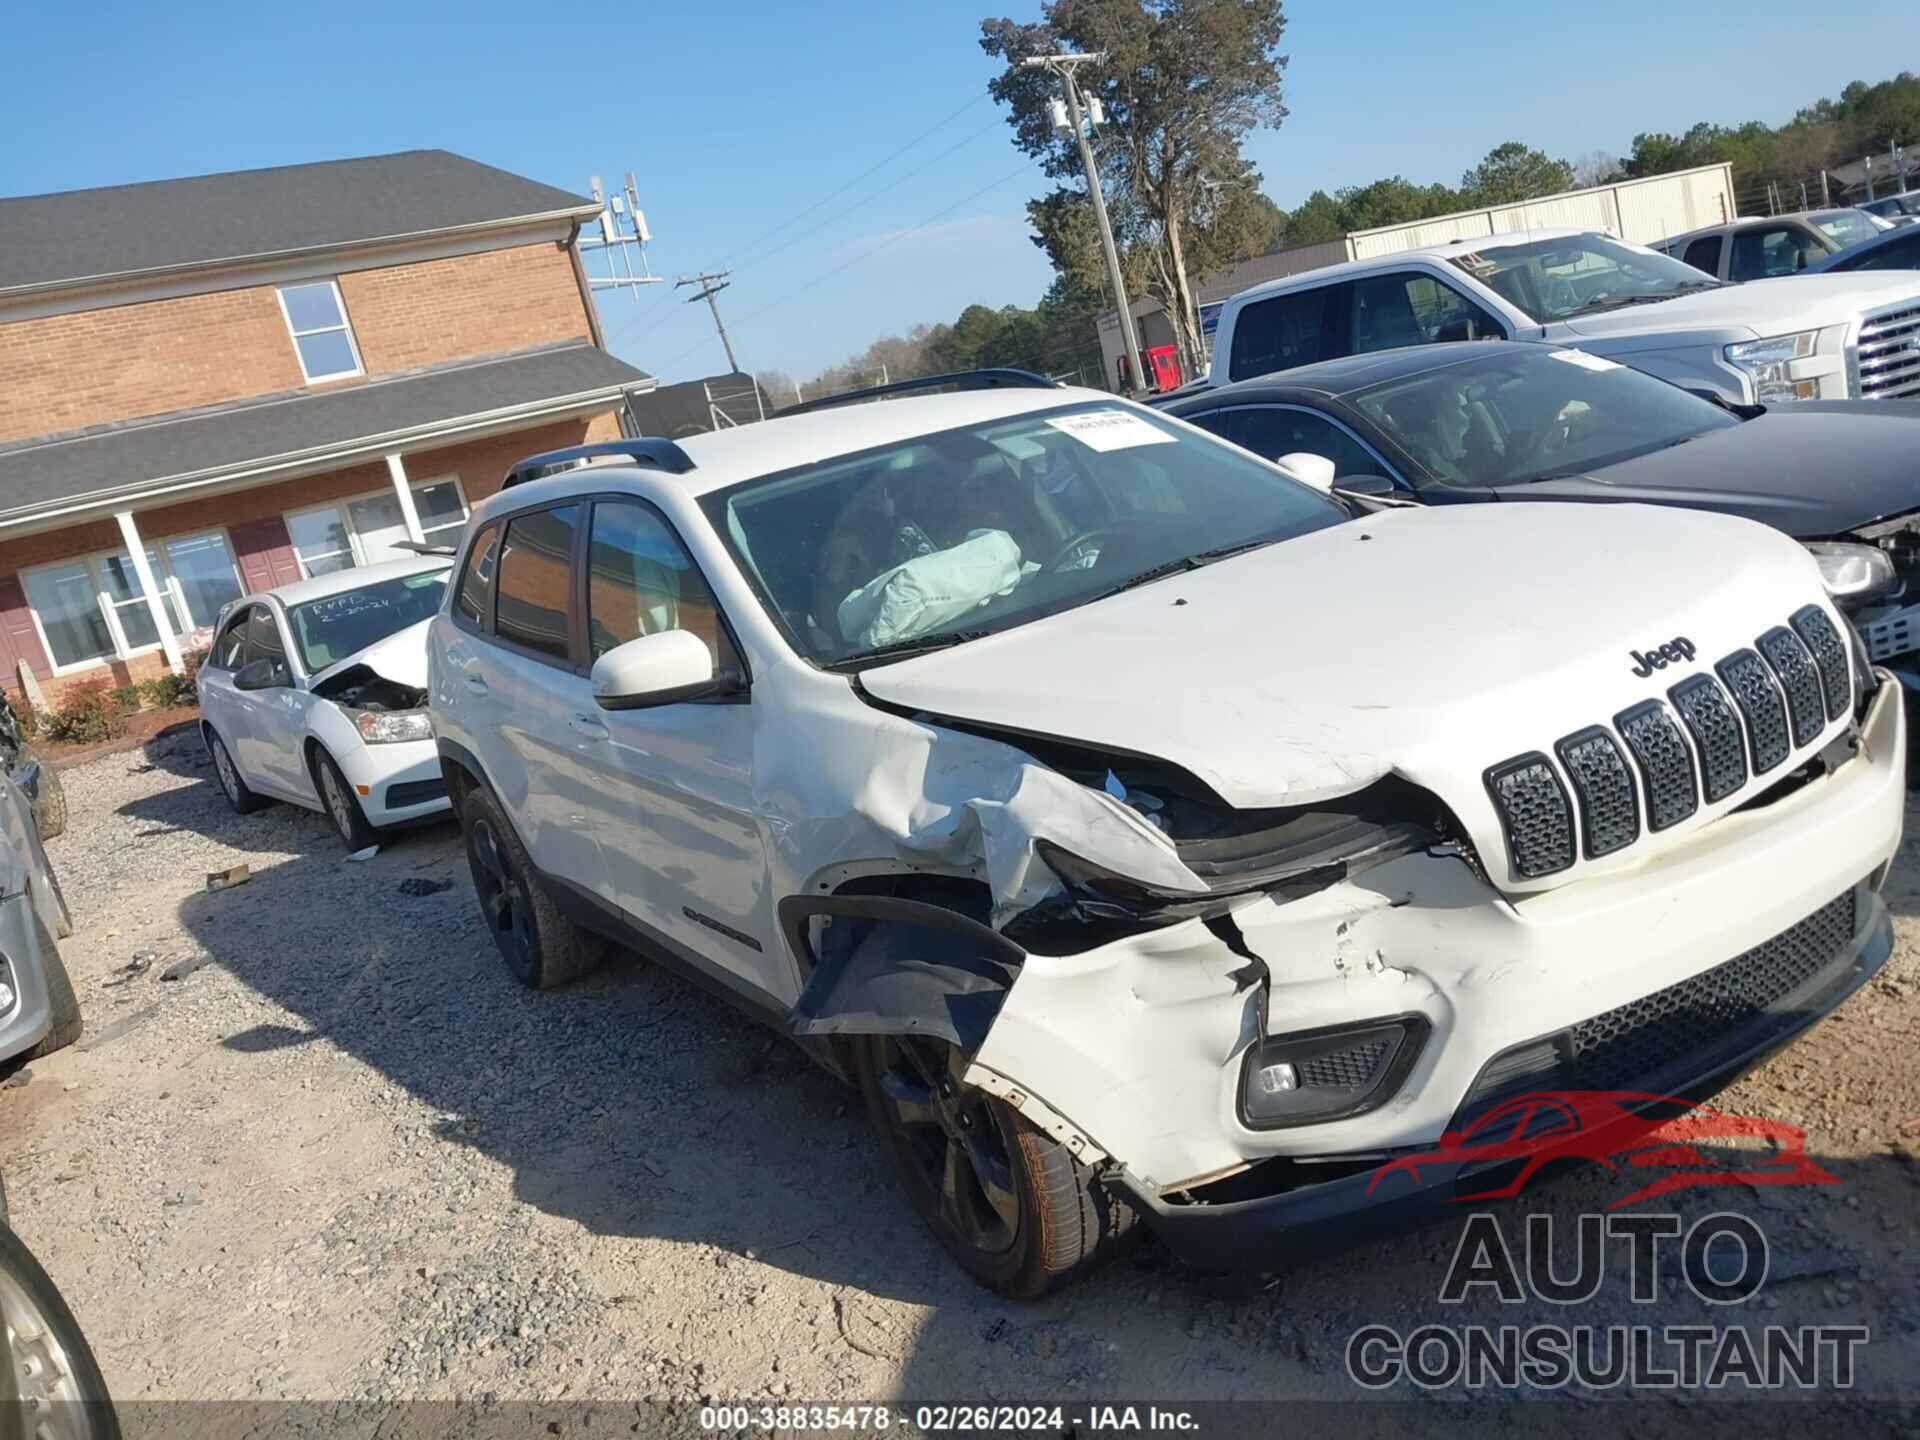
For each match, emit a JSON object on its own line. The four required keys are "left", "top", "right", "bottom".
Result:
{"left": 570, "top": 714, "right": 609, "bottom": 739}
{"left": 464, "top": 674, "right": 489, "bottom": 693}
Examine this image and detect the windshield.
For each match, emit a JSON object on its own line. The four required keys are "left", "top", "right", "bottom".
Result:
{"left": 285, "top": 569, "right": 449, "bottom": 673}
{"left": 1447, "top": 233, "right": 1717, "bottom": 323}
{"left": 700, "top": 401, "right": 1347, "bottom": 668}
{"left": 1351, "top": 346, "right": 1739, "bottom": 488}
{"left": 1809, "top": 209, "right": 1887, "bottom": 246}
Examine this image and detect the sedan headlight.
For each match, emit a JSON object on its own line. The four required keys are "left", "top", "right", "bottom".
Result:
{"left": 350, "top": 707, "right": 434, "bottom": 744}
{"left": 1725, "top": 330, "right": 1821, "bottom": 403}
{"left": 1805, "top": 541, "right": 1898, "bottom": 603}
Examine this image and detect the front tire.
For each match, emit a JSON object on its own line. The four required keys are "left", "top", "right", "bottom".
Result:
{"left": 31, "top": 763, "right": 66, "bottom": 840}
{"left": 312, "top": 747, "right": 377, "bottom": 852}
{"left": 22, "top": 915, "right": 81, "bottom": 1061}
{"left": 205, "top": 730, "right": 268, "bottom": 814}
{"left": 459, "top": 788, "right": 606, "bottom": 990}
{"left": 855, "top": 1033, "right": 1134, "bottom": 1299}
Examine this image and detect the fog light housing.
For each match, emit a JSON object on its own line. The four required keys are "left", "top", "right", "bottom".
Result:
{"left": 1239, "top": 1015, "right": 1429, "bottom": 1129}
{"left": 0, "top": 980, "right": 13, "bottom": 1014}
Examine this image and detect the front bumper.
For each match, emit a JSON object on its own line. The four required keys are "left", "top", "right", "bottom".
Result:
{"left": 332, "top": 737, "right": 452, "bottom": 826}
{"left": 1112, "top": 887, "right": 1891, "bottom": 1273}
{"left": 969, "top": 678, "right": 1905, "bottom": 1196}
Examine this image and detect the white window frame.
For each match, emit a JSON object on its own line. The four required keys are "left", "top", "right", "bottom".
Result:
{"left": 284, "top": 475, "right": 469, "bottom": 578}
{"left": 21, "top": 526, "right": 242, "bottom": 676}
{"left": 276, "top": 279, "right": 364, "bottom": 384}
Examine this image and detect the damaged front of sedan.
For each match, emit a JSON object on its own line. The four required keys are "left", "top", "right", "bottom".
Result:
{"left": 639, "top": 394, "right": 1908, "bottom": 1298}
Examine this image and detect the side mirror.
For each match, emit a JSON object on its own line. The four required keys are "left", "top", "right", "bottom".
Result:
{"left": 1274, "top": 451, "right": 1336, "bottom": 492}
{"left": 592, "top": 630, "right": 743, "bottom": 710}
{"left": 1330, "top": 473, "right": 1415, "bottom": 514}
{"left": 233, "top": 657, "right": 289, "bottom": 691}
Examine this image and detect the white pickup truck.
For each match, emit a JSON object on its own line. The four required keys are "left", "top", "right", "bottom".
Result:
{"left": 1200, "top": 228, "right": 1920, "bottom": 404}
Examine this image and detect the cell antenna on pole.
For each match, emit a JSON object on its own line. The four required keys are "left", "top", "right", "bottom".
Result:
{"left": 581, "top": 170, "right": 663, "bottom": 300}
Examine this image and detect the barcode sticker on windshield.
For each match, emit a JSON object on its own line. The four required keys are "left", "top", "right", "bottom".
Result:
{"left": 1548, "top": 348, "right": 1621, "bottom": 372}
{"left": 1045, "top": 410, "right": 1179, "bottom": 452}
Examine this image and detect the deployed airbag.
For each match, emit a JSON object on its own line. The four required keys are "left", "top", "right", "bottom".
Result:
{"left": 837, "top": 529, "right": 1024, "bottom": 648}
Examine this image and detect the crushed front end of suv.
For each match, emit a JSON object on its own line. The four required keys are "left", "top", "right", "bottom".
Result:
{"left": 428, "top": 382, "right": 1905, "bottom": 1296}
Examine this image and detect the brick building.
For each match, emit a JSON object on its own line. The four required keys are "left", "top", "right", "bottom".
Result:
{"left": 0, "top": 150, "right": 654, "bottom": 705}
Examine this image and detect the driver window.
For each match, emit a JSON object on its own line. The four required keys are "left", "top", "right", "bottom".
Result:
{"left": 1731, "top": 226, "right": 1819, "bottom": 281}
{"left": 1681, "top": 235, "right": 1722, "bottom": 276}
{"left": 587, "top": 500, "right": 732, "bottom": 667}
{"left": 1219, "top": 408, "right": 1381, "bottom": 480}
{"left": 211, "top": 608, "right": 252, "bottom": 670}
{"left": 244, "top": 606, "right": 286, "bottom": 672}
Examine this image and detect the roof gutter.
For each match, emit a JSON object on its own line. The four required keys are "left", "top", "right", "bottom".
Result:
{"left": 0, "top": 204, "right": 606, "bottom": 305}
{"left": 0, "top": 377, "right": 656, "bottom": 535}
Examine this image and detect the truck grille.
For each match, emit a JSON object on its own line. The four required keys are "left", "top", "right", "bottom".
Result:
{"left": 1853, "top": 300, "right": 1920, "bottom": 399}
{"left": 1483, "top": 609, "right": 1852, "bottom": 882}
{"left": 1564, "top": 889, "right": 1857, "bottom": 1091}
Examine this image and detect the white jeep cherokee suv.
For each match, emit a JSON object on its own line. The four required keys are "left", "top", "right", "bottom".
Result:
{"left": 428, "top": 374, "right": 1904, "bottom": 1297}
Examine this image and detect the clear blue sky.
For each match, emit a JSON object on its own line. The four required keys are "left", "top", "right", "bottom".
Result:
{"left": 4, "top": 1, "right": 1915, "bottom": 385}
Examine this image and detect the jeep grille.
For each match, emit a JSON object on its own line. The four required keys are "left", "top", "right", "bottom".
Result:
{"left": 1484, "top": 610, "right": 1852, "bottom": 880}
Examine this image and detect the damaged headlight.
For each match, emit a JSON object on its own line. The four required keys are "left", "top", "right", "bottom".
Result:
{"left": 350, "top": 708, "right": 434, "bottom": 744}
{"left": 1805, "top": 542, "right": 1898, "bottom": 604}
{"left": 1241, "top": 1015, "right": 1430, "bottom": 1128}
{"left": 1036, "top": 808, "right": 1434, "bottom": 925}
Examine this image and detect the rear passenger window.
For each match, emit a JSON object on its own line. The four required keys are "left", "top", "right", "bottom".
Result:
{"left": 586, "top": 502, "right": 735, "bottom": 667}
{"left": 1681, "top": 235, "right": 1722, "bottom": 275}
{"left": 1228, "top": 287, "right": 1331, "bottom": 381}
{"left": 454, "top": 524, "right": 499, "bottom": 629}
{"left": 494, "top": 506, "right": 579, "bottom": 661}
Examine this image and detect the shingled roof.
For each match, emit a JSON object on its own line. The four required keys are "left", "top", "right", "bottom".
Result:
{"left": 0, "top": 150, "right": 600, "bottom": 297}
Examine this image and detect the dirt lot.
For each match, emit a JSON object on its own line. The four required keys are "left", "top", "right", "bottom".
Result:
{"left": 3, "top": 729, "right": 1918, "bottom": 1419}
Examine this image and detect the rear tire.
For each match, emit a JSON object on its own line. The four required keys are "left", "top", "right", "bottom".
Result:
{"left": 313, "top": 747, "right": 378, "bottom": 852}
{"left": 855, "top": 1032, "right": 1134, "bottom": 1299}
{"left": 460, "top": 788, "right": 606, "bottom": 990}
{"left": 205, "top": 730, "right": 268, "bottom": 814}
{"left": 23, "top": 915, "right": 81, "bottom": 1061}
{"left": 31, "top": 763, "right": 66, "bottom": 840}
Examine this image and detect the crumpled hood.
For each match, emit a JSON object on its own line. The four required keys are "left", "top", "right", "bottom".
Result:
{"left": 859, "top": 503, "right": 1844, "bottom": 891}
{"left": 310, "top": 618, "right": 431, "bottom": 690}
{"left": 1556, "top": 272, "right": 1920, "bottom": 344}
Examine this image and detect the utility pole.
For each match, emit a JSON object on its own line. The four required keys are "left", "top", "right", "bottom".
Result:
{"left": 676, "top": 270, "right": 739, "bottom": 372}
{"left": 1021, "top": 51, "right": 1143, "bottom": 394}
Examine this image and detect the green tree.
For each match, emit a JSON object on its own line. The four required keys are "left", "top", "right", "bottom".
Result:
{"left": 1459, "top": 142, "right": 1574, "bottom": 206}
{"left": 981, "top": 0, "right": 1290, "bottom": 374}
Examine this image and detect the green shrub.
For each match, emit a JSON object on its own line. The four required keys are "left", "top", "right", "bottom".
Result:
{"left": 110, "top": 684, "right": 142, "bottom": 714}
{"left": 44, "top": 678, "right": 130, "bottom": 744}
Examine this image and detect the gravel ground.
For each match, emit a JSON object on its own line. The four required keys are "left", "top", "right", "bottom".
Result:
{"left": 2, "top": 726, "right": 1918, "bottom": 1421}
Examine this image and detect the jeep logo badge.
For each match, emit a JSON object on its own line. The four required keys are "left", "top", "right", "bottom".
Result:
{"left": 1630, "top": 636, "right": 1698, "bottom": 678}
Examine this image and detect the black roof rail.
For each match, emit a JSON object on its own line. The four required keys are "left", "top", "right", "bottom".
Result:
{"left": 776, "top": 368, "right": 1060, "bottom": 418}
{"left": 501, "top": 438, "right": 695, "bottom": 489}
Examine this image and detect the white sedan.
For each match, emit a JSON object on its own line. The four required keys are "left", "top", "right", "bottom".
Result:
{"left": 199, "top": 556, "right": 453, "bottom": 849}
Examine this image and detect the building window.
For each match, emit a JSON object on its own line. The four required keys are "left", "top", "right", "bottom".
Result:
{"left": 286, "top": 476, "right": 469, "bottom": 577}
{"left": 19, "top": 529, "right": 241, "bottom": 672}
{"left": 277, "top": 280, "right": 362, "bottom": 383}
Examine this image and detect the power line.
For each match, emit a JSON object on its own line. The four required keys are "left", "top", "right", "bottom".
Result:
{"left": 674, "top": 270, "right": 739, "bottom": 372}
{"left": 601, "top": 106, "right": 1011, "bottom": 355}
{"left": 653, "top": 157, "right": 1044, "bottom": 376}
{"left": 720, "top": 93, "right": 993, "bottom": 266}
